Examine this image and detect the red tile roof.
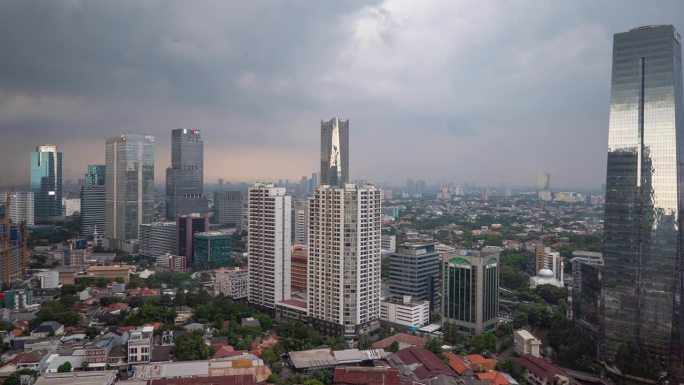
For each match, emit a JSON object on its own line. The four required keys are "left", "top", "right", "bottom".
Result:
{"left": 10, "top": 329, "right": 23, "bottom": 337}
{"left": 149, "top": 375, "right": 256, "bottom": 385}
{"left": 478, "top": 371, "right": 510, "bottom": 385}
{"left": 444, "top": 352, "right": 471, "bottom": 375}
{"left": 371, "top": 333, "right": 427, "bottom": 350}
{"left": 467, "top": 354, "right": 497, "bottom": 372}
{"left": 518, "top": 354, "right": 566, "bottom": 380}
{"left": 396, "top": 346, "right": 456, "bottom": 379}
{"left": 334, "top": 366, "right": 401, "bottom": 385}
{"left": 106, "top": 302, "right": 129, "bottom": 312}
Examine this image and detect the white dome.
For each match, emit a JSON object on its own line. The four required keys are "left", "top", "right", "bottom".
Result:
{"left": 538, "top": 268, "right": 554, "bottom": 278}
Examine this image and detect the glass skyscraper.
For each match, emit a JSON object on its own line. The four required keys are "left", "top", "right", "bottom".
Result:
{"left": 601, "top": 25, "right": 683, "bottom": 363}
{"left": 30, "top": 144, "right": 63, "bottom": 220}
{"left": 166, "top": 129, "right": 207, "bottom": 219}
{"left": 320, "top": 117, "right": 349, "bottom": 186}
{"left": 105, "top": 133, "right": 155, "bottom": 242}
{"left": 81, "top": 165, "right": 106, "bottom": 238}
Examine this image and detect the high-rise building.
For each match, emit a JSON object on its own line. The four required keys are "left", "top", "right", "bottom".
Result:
{"left": 139, "top": 222, "right": 177, "bottom": 259}
{"left": 213, "top": 191, "right": 243, "bottom": 230}
{"left": 571, "top": 251, "right": 603, "bottom": 337}
{"left": 600, "top": 25, "right": 684, "bottom": 362}
{"left": 536, "top": 172, "right": 550, "bottom": 191}
{"left": 81, "top": 165, "right": 106, "bottom": 238}
{"left": 442, "top": 250, "right": 499, "bottom": 334}
{"left": 194, "top": 231, "right": 231, "bottom": 270}
{"left": 0, "top": 208, "right": 27, "bottom": 287}
{"left": 291, "top": 244, "right": 308, "bottom": 293}
{"left": 0, "top": 191, "right": 34, "bottom": 227}
{"left": 166, "top": 129, "right": 207, "bottom": 219}
{"left": 30, "top": 144, "right": 63, "bottom": 220}
{"left": 247, "top": 183, "right": 291, "bottom": 309}
{"left": 389, "top": 243, "right": 441, "bottom": 313}
{"left": 320, "top": 118, "right": 349, "bottom": 186}
{"left": 308, "top": 184, "right": 382, "bottom": 338}
{"left": 105, "top": 133, "right": 155, "bottom": 243}
{"left": 176, "top": 214, "right": 209, "bottom": 265}
{"left": 292, "top": 198, "right": 308, "bottom": 245}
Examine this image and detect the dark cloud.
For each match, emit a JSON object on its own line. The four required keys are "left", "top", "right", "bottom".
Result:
{"left": 0, "top": 0, "right": 682, "bottom": 188}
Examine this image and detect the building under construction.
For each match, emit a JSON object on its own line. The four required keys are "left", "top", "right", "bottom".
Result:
{"left": 1, "top": 197, "right": 28, "bottom": 289}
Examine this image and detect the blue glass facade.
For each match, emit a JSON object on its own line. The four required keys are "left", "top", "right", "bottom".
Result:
{"left": 601, "top": 25, "right": 684, "bottom": 363}
{"left": 30, "top": 145, "right": 62, "bottom": 220}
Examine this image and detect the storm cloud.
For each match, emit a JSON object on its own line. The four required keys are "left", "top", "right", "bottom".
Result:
{"left": 0, "top": 0, "right": 682, "bottom": 188}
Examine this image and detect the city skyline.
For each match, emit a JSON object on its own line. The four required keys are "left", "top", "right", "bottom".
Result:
{"left": 0, "top": 2, "right": 682, "bottom": 188}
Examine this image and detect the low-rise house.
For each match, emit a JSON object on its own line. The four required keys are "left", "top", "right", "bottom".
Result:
{"left": 394, "top": 346, "right": 456, "bottom": 380}
{"left": 85, "top": 337, "right": 117, "bottom": 370}
{"left": 32, "top": 321, "right": 65, "bottom": 338}
{"left": 128, "top": 326, "right": 154, "bottom": 365}
{"left": 45, "top": 349, "right": 86, "bottom": 373}
{"left": 333, "top": 367, "right": 400, "bottom": 385}
{"left": 371, "top": 333, "right": 427, "bottom": 351}
{"left": 518, "top": 354, "right": 570, "bottom": 385}
{"left": 16, "top": 349, "right": 49, "bottom": 371}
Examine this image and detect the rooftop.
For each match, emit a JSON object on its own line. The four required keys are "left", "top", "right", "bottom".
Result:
{"left": 395, "top": 346, "right": 455, "bottom": 379}
{"left": 149, "top": 375, "right": 256, "bottom": 385}
{"left": 518, "top": 354, "right": 567, "bottom": 380}
{"left": 34, "top": 371, "right": 117, "bottom": 385}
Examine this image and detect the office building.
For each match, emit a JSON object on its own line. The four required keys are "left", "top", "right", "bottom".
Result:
{"left": 308, "top": 184, "right": 382, "bottom": 338}
{"left": 213, "top": 191, "right": 243, "bottom": 230}
{"left": 442, "top": 250, "right": 499, "bottom": 334}
{"left": 536, "top": 172, "right": 550, "bottom": 191}
{"left": 194, "top": 231, "right": 231, "bottom": 270}
{"left": 138, "top": 222, "right": 177, "bottom": 259}
{"left": 35, "top": 270, "right": 59, "bottom": 289}
{"left": 571, "top": 252, "right": 603, "bottom": 336}
{"left": 155, "top": 253, "right": 187, "bottom": 271}
{"left": 30, "top": 144, "right": 63, "bottom": 220}
{"left": 4, "top": 289, "right": 33, "bottom": 310}
{"left": 320, "top": 117, "right": 349, "bottom": 186}
{"left": 380, "top": 296, "right": 430, "bottom": 327}
{"left": 381, "top": 235, "right": 396, "bottom": 253}
{"left": 247, "top": 183, "right": 291, "bottom": 309}
{"left": 388, "top": 243, "right": 440, "bottom": 312}
{"left": 291, "top": 244, "right": 308, "bottom": 292}
{"left": 105, "top": 133, "right": 155, "bottom": 243}
{"left": 0, "top": 191, "right": 34, "bottom": 227}
{"left": 166, "top": 129, "right": 207, "bottom": 219}
{"left": 214, "top": 267, "right": 249, "bottom": 299}
{"left": 176, "top": 214, "right": 209, "bottom": 265}
{"left": 530, "top": 247, "right": 563, "bottom": 288}
{"left": 80, "top": 165, "right": 106, "bottom": 238}
{"left": 292, "top": 198, "right": 308, "bottom": 245}
{"left": 600, "top": 25, "right": 684, "bottom": 361}
{"left": 514, "top": 330, "right": 541, "bottom": 357}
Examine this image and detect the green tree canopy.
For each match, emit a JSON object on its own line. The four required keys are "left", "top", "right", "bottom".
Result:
{"left": 174, "top": 333, "right": 212, "bottom": 361}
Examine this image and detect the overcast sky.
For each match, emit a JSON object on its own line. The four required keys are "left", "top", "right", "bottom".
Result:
{"left": 0, "top": 1, "right": 682, "bottom": 189}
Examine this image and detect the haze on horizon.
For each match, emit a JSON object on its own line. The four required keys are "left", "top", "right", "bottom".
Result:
{"left": 0, "top": 0, "right": 682, "bottom": 189}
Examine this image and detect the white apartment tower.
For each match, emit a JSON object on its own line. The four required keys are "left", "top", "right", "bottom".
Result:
{"left": 308, "top": 184, "right": 382, "bottom": 338}
{"left": 247, "top": 183, "right": 291, "bottom": 309}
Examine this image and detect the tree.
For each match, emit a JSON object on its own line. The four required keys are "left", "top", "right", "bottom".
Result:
{"left": 496, "top": 358, "right": 524, "bottom": 381}
{"left": 388, "top": 341, "right": 400, "bottom": 353}
{"left": 267, "top": 374, "right": 279, "bottom": 384}
{"left": 425, "top": 337, "right": 443, "bottom": 355}
{"left": 174, "top": 333, "right": 212, "bottom": 361}
{"left": 471, "top": 332, "right": 498, "bottom": 353}
{"left": 4, "top": 370, "right": 37, "bottom": 385}
{"left": 57, "top": 362, "right": 72, "bottom": 373}
{"left": 304, "top": 380, "right": 324, "bottom": 385}
{"left": 358, "top": 333, "right": 372, "bottom": 349}
{"left": 85, "top": 327, "right": 100, "bottom": 340}
{"left": 615, "top": 342, "right": 659, "bottom": 379}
